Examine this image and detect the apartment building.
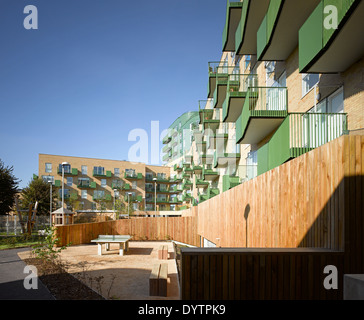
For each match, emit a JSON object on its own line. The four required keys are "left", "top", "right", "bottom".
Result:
{"left": 38, "top": 154, "right": 186, "bottom": 213}
{"left": 162, "top": 0, "right": 364, "bottom": 207}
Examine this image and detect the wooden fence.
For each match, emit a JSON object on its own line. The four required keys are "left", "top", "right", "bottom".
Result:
{"left": 197, "top": 135, "right": 363, "bottom": 250}
{"left": 56, "top": 216, "right": 199, "bottom": 247}
{"left": 182, "top": 135, "right": 364, "bottom": 300}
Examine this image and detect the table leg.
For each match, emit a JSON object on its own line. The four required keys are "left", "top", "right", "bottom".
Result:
{"left": 125, "top": 241, "right": 129, "bottom": 252}
{"left": 106, "top": 243, "right": 110, "bottom": 251}
{"left": 119, "top": 243, "right": 124, "bottom": 256}
{"left": 98, "top": 243, "right": 102, "bottom": 256}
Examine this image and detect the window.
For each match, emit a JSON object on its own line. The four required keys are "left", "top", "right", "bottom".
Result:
{"left": 101, "top": 179, "right": 107, "bottom": 188}
{"left": 45, "top": 163, "right": 52, "bottom": 173}
{"left": 59, "top": 189, "right": 70, "bottom": 198}
{"left": 146, "top": 172, "right": 153, "bottom": 180}
{"left": 133, "top": 203, "right": 138, "bottom": 211}
{"left": 81, "top": 165, "right": 87, "bottom": 175}
{"left": 91, "top": 203, "right": 97, "bottom": 210}
{"left": 66, "top": 177, "right": 73, "bottom": 186}
{"left": 93, "top": 166, "right": 105, "bottom": 176}
{"left": 94, "top": 190, "right": 105, "bottom": 199}
{"left": 308, "top": 87, "right": 344, "bottom": 114}
{"left": 132, "top": 181, "right": 137, "bottom": 189}
{"left": 114, "top": 168, "right": 120, "bottom": 177}
{"left": 59, "top": 164, "right": 71, "bottom": 174}
{"left": 42, "top": 175, "right": 54, "bottom": 184}
{"left": 81, "top": 190, "right": 87, "bottom": 199}
{"left": 302, "top": 73, "right": 320, "bottom": 97}
{"left": 78, "top": 177, "right": 90, "bottom": 187}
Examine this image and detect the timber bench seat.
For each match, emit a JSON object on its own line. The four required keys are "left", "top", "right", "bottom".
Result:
{"left": 91, "top": 235, "right": 132, "bottom": 256}
{"left": 149, "top": 263, "right": 168, "bottom": 297}
{"left": 158, "top": 245, "right": 168, "bottom": 260}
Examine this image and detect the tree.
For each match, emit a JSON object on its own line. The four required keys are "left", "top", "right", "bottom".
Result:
{"left": 0, "top": 159, "right": 19, "bottom": 215}
{"left": 21, "top": 177, "right": 58, "bottom": 216}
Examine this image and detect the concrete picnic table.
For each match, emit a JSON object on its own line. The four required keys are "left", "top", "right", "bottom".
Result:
{"left": 91, "top": 235, "right": 132, "bottom": 256}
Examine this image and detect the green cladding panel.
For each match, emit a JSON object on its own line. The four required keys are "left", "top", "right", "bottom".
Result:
{"left": 299, "top": 0, "right": 359, "bottom": 72}
{"left": 299, "top": 1, "right": 324, "bottom": 72}
{"left": 257, "top": 0, "right": 283, "bottom": 60}
{"left": 235, "top": 0, "right": 250, "bottom": 53}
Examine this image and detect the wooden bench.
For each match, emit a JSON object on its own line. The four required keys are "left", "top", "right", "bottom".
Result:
{"left": 91, "top": 235, "right": 132, "bottom": 256}
{"left": 158, "top": 245, "right": 168, "bottom": 260}
{"left": 149, "top": 263, "right": 168, "bottom": 297}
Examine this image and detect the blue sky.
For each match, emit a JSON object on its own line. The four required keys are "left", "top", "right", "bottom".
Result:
{"left": 0, "top": 0, "right": 226, "bottom": 189}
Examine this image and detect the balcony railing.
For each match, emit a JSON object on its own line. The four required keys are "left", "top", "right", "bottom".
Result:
{"left": 124, "top": 172, "right": 143, "bottom": 180}
{"left": 78, "top": 181, "right": 97, "bottom": 189}
{"left": 236, "top": 87, "right": 288, "bottom": 144}
{"left": 257, "top": 112, "right": 348, "bottom": 174}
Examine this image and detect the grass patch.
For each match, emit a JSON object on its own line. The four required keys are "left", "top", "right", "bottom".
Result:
{"left": 0, "top": 235, "right": 44, "bottom": 250}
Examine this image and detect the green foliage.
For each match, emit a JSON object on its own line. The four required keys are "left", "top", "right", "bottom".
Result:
{"left": 0, "top": 159, "right": 19, "bottom": 215}
{"left": 32, "top": 226, "right": 70, "bottom": 261}
{"left": 21, "top": 177, "right": 58, "bottom": 216}
{"left": 114, "top": 199, "right": 135, "bottom": 218}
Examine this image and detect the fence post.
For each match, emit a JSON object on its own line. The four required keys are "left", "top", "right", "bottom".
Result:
{"left": 14, "top": 215, "right": 17, "bottom": 236}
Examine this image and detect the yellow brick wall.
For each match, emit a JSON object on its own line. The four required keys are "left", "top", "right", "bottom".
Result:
{"left": 39, "top": 154, "right": 174, "bottom": 211}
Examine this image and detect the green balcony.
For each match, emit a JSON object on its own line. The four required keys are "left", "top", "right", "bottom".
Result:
{"left": 93, "top": 194, "right": 112, "bottom": 202}
{"left": 222, "top": 175, "right": 241, "bottom": 192}
{"left": 156, "top": 186, "right": 169, "bottom": 194}
{"left": 235, "top": 0, "right": 270, "bottom": 55}
{"left": 257, "top": 112, "right": 348, "bottom": 175}
{"left": 208, "top": 133, "right": 229, "bottom": 150}
{"left": 184, "top": 167, "right": 193, "bottom": 175}
{"left": 203, "top": 168, "right": 219, "bottom": 182}
{"left": 214, "top": 152, "right": 241, "bottom": 169}
{"left": 123, "top": 184, "right": 131, "bottom": 191}
{"left": 162, "top": 135, "right": 172, "bottom": 145}
{"left": 124, "top": 195, "right": 143, "bottom": 202}
{"left": 207, "top": 63, "right": 236, "bottom": 99}
{"left": 222, "top": 0, "right": 244, "bottom": 52}
{"left": 169, "top": 197, "right": 183, "bottom": 205}
{"left": 198, "top": 192, "right": 210, "bottom": 204}
{"left": 182, "top": 193, "right": 193, "bottom": 202}
{"left": 213, "top": 74, "right": 230, "bottom": 109}
{"left": 124, "top": 172, "right": 143, "bottom": 180}
{"left": 163, "top": 154, "right": 171, "bottom": 162}
{"left": 200, "top": 153, "right": 214, "bottom": 165}
{"left": 195, "top": 177, "right": 209, "bottom": 188}
{"left": 54, "top": 180, "right": 61, "bottom": 187}
{"left": 173, "top": 176, "right": 183, "bottom": 183}
{"left": 196, "top": 140, "right": 207, "bottom": 153}
{"left": 182, "top": 180, "right": 193, "bottom": 190}
{"left": 193, "top": 165, "right": 203, "bottom": 174}
{"left": 222, "top": 74, "right": 258, "bottom": 123}
{"left": 236, "top": 87, "right": 288, "bottom": 145}
{"left": 162, "top": 144, "right": 172, "bottom": 153}
{"left": 174, "top": 163, "right": 183, "bottom": 172}
{"left": 199, "top": 107, "right": 214, "bottom": 125}
{"left": 78, "top": 181, "right": 97, "bottom": 189}
{"left": 257, "top": 0, "right": 321, "bottom": 61}
{"left": 299, "top": 0, "right": 363, "bottom": 73}
{"left": 210, "top": 187, "right": 220, "bottom": 198}
{"left": 58, "top": 167, "right": 78, "bottom": 176}
{"left": 93, "top": 168, "right": 106, "bottom": 177}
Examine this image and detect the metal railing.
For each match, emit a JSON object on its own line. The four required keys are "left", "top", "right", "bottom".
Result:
{"left": 288, "top": 112, "right": 348, "bottom": 151}
{"left": 247, "top": 87, "right": 288, "bottom": 112}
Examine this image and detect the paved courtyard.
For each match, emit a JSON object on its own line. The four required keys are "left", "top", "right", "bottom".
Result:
{"left": 18, "top": 241, "right": 180, "bottom": 300}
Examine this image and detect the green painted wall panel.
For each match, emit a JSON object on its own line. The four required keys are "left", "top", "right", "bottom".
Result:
{"left": 235, "top": 0, "right": 250, "bottom": 53}
{"left": 257, "top": 143, "right": 269, "bottom": 176}
{"left": 299, "top": 1, "right": 324, "bottom": 71}
{"left": 257, "top": 15, "right": 267, "bottom": 60}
